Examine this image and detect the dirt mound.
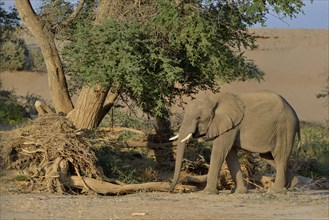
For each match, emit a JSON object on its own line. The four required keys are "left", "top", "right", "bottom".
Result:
{"left": 0, "top": 114, "right": 100, "bottom": 193}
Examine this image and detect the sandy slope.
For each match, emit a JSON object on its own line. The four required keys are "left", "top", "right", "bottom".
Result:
{"left": 1, "top": 29, "right": 328, "bottom": 123}
{"left": 0, "top": 71, "right": 51, "bottom": 101}
{"left": 221, "top": 29, "right": 328, "bottom": 123}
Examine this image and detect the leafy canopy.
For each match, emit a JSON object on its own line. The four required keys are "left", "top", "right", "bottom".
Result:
{"left": 63, "top": 0, "right": 304, "bottom": 117}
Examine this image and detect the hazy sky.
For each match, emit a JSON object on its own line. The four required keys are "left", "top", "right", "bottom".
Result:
{"left": 3, "top": 0, "right": 329, "bottom": 29}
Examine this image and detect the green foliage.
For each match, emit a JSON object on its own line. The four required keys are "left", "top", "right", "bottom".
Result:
{"left": 293, "top": 122, "right": 329, "bottom": 178}
{"left": 63, "top": 0, "right": 304, "bottom": 118}
{"left": 0, "top": 3, "right": 47, "bottom": 72}
{"left": 0, "top": 3, "right": 20, "bottom": 36}
{"left": 0, "top": 3, "right": 31, "bottom": 71}
{"left": 0, "top": 81, "right": 48, "bottom": 127}
{"left": 232, "top": 0, "right": 305, "bottom": 26}
{"left": 38, "top": 0, "right": 98, "bottom": 45}
{"left": 27, "top": 46, "right": 46, "bottom": 72}
{"left": 14, "top": 175, "right": 30, "bottom": 181}
{"left": 0, "top": 39, "right": 27, "bottom": 71}
{"left": 93, "top": 146, "right": 158, "bottom": 184}
{"left": 0, "top": 84, "right": 28, "bottom": 125}
{"left": 63, "top": 19, "right": 147, "bottom": 90}
{"left": 39, "top": 0, "right": 74, "bottom": 26}
{"left": 106, "top": 109, "right": 154, "bottom": 132}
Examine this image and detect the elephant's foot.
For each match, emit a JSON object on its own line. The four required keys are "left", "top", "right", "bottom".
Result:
{"left": 203, "top": 187, "right": 219, "bottom": 195}
{"left": 288, "top": 176, "right": 299, "bottom": 189}
{"left": 231, "top": 186, "right": 248, "bottom": 194}
{"left": 269, "top": 186, "right": 286, "bottom": 194}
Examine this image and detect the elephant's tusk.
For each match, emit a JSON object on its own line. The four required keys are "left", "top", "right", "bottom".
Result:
{"left": 169, "top": 134, "right": 179, "bottom": 141}
{"left": 181, "top": 133, "right": 192, "bottom": 142}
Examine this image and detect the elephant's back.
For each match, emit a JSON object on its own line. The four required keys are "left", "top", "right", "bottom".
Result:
{"left": 239, "top": 91, "right": 287, "bottom": 115}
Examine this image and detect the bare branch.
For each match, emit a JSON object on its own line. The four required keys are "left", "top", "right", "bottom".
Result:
{"left": 66, "top": 176, "right": 197, "bottom": 195}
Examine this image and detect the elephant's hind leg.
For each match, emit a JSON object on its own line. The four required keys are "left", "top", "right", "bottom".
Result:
{"left": 260, "top": 152, "right": 286, "bottom": 192}
{"left": 226, "top": 148, "right": 247, "bottom": 194}
{"left": 270, "top": 124, "right": 296, "bottom": 193}
{"left": 260, "top": 152, "right": 297, "bottom": 191}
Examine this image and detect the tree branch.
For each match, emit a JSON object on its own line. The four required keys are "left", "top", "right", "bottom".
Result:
{"left": 61, "top": 0, "right": 85, "bottom": 27}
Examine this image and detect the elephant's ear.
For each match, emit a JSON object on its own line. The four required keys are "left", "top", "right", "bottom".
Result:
{"left": 206, "top": 93, "right": 245, "bottom": 138}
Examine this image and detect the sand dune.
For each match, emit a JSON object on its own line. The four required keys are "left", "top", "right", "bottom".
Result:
{"left": 1, "top": 29, "right": 328, "bottom": 123}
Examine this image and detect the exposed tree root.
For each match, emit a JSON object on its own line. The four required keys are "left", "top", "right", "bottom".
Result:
{"left": 183, "top": 174, "right": 207, "bottom": 183}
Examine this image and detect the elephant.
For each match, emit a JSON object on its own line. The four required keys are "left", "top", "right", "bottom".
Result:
{"left": 169, "top": 90, "right": 300, "bottom": 194}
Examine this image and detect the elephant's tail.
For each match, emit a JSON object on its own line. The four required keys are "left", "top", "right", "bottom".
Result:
{"left": 295, "top": 122, "right": 301, "bottom": 156}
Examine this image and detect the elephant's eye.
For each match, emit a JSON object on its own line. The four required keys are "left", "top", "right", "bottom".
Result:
{"left": 196, "top": 116, "right": 201, "bottom": 121}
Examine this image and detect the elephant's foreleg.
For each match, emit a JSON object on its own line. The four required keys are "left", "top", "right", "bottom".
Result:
{"left": 226, "top": 148, "right": 247, "bottom": 194}
{"left": 204, "top": 129, "right": 238, "bottom": 194}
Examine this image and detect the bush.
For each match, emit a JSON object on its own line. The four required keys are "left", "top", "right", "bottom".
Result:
{"left": 0, "top": 38, "right": 28, "bottom": 71}
{"left": 0, "top": 89, "right": 28, "bottom": 126}
{"left": 292, "top": 122, "right": 329, "bottom": 178}
{"left": 0, "top": 81, "right": 50, "bottom": 128}
{"left": 27, "top": 46, "right": 46, "bottom": 72}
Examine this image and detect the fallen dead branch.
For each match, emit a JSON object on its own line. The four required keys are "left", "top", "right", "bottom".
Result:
{"left": 66, "top": 176, "right": 196, "bottom": 195}
{"left": 34, "top": 100, "right": 54, "bottom": 115}
{"left": 99, "top": 127, "right": 146, "bottom": 136}
{"left": 183, "top": 175, "right": 207, "bottom": 183}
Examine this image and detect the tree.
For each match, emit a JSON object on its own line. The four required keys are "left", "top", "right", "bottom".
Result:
{"left": 15, "top": 0, "right": 305, "bottom": 132}
{"left": 15, "top": 0, "right": 77, "bottom": 114}
{"left": 0, "top": 3, "right": 29, "bottom": 71}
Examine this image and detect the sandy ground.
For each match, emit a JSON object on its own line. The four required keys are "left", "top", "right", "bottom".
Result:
{"left": 1, "top": 29, "right": 328, "bottom": 123}
{"left": 1, "top": 190, "right": 328, "bottom": 220}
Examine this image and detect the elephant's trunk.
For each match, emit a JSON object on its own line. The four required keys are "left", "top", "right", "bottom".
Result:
{"left": 169, "top": 118, "right": 198, "bottom": 192}
{"left": 169, "top": 140, "right": 186, "bottom": 192}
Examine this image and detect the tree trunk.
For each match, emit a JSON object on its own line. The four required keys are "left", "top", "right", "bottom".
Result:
{"left": 66, "top": 0, "right": 120, "bottom": 129}
{"left": 15, "top": 0, "right": 74, "bottom": 114}
{"left": 66, "top": 86, "right": 118, "bottom": 130}
{"left": 152, "top": 115, "right": 175, "bottom": 167}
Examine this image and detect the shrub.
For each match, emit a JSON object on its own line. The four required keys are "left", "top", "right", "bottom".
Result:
{"left": 0, "top": 88, "right": 28, "bottom": 125}
{"left": 0, "top": 81, "right": 49, "bottom": 128}
{"left": 0, "top": 39, "right": 27, "bottom": 71}
{"left": 28, "top": 46, "right": 46, "bottom": 72}
{"left": 292, "top": 122, "right": 329, "bottom": 178}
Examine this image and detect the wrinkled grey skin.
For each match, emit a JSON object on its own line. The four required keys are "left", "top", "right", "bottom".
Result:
{"left": 170, "top": 91, "right": 300, "bottom": 194}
